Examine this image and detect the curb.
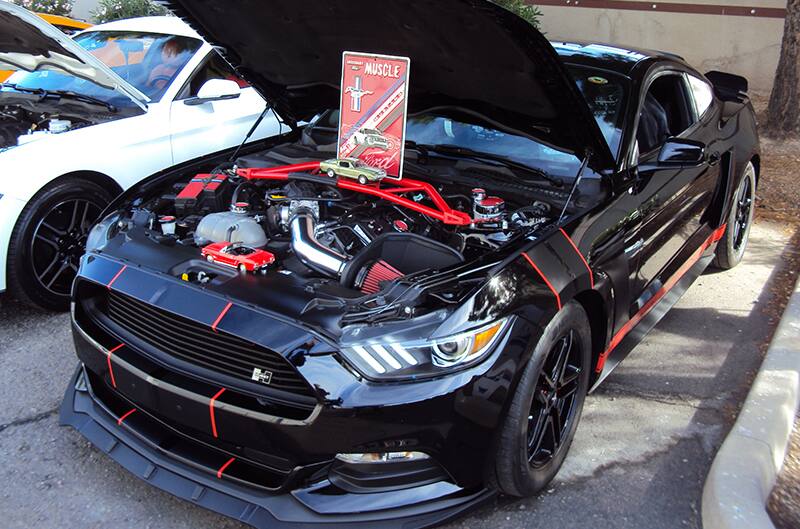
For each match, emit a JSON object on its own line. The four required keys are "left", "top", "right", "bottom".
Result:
{"left": 702, "top": 275, "right": 800, "bottom": 529}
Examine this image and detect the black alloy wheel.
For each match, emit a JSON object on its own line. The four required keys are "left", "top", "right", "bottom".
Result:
{"left": 527, "top": 330, "right": 583, "bottom": 468}
{"left": 731, "top": 171, "right": 753, "bottom": 252}
{"left": 713, "top": 161, "right": 756, "bottom": 270}
{"left": 7, "top": 178, "right": 114, "bottom": 311}
{"left": 31, "top": 199, "right": 104, "bottom": 297}
{"left": 489, "top": 301, "right": 591, "bottom": 497}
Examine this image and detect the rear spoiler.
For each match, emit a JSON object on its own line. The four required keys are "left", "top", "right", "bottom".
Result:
{"left": 704, "top": 71, "right": 749, "bottom": 103}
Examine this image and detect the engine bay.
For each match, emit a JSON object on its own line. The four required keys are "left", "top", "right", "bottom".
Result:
{"left": 111, "top": 156, "right": 559, "bottom": 303}
{"left": 0, "top": 103, "right": 94, "bottom": 150}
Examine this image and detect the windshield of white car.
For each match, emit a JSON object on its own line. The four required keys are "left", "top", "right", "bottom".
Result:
{"left": 4, "top": 31, "right": 202, "bottom": 107}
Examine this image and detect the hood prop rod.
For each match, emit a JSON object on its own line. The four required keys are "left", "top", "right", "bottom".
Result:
{"left": 557, "top": 149, "right": 592, "bottom": 225}
{"left": 229, "top": 104, "right": 274, "bottom": 163}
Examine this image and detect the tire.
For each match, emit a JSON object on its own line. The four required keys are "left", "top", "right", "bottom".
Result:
{"left": 713, "top": 161, "right": 756, "bottom": 270}
{"left": 206, "top": 255, "right": 214, "bottom": 262}
{"left": 327, "top": 169, "right": 336, "bottom": 178}
{"left": 7, "top": 178, "right": 114, "bottom": 311}
{"left": 488, "top": 301, "right": 591, "bottom": 497}
{"left": 358, "top": 175, "right": 368, "bottom": 185}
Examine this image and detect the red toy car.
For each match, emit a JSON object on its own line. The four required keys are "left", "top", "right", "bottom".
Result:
{"left": 201, "top": 242, "right": 275, "bottom": 274}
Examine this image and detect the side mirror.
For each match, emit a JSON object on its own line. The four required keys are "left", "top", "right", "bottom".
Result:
{"left": 657, "top": 138, "right": 706, "bottom": 166}
{"left": 184, "top": 79, "right": 241, "bottom": 106}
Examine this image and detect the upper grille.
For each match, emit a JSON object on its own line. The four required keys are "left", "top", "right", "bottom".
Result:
{"left": 106, "top": 290, "right": 316, "bottom": 398}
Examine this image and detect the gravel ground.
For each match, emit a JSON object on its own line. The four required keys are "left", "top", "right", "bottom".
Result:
{"left": 769, "top": 414, "right": 800, "bottom": 529}
{"left": 757, "top": 136, "right": 800, "bottom": 527}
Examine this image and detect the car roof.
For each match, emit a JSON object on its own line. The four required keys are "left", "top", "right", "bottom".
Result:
{"left": 551, "top": 40, "right": 686, "bottom": 76}
{"left": 85, "top": 16, "right": 202, "bottom": 40}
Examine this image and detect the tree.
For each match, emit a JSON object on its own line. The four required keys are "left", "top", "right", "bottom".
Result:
{"left": 91, "top": 0, "right": 168, "bottom": 24}
{"left": 766, "top": 0, "right": 800, "bottom": 136}
{"left": 13, "top": 0, "right": 73, "bottom": 16}
{"left": 492, "top": 0, "right": 542, "bottom": 29}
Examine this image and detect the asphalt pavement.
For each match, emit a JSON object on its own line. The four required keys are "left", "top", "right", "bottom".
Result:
{"left": 0, "top": 220, "right": 795, "bottom": 529}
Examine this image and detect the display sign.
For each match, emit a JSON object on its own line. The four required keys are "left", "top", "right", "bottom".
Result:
{"left": 338, "top": 52, "right": 410, "bottom": 179}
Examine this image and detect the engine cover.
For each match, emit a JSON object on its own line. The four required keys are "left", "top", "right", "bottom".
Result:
{"left": 194, "top": 210, "right": 268, "bottom": 248}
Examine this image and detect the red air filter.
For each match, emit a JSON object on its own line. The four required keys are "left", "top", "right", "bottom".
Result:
{"left": 358, "top": 260, "right": 404, "bottom": 294}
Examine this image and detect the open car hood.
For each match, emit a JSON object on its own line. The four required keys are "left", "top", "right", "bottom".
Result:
{"left": 162, "top": 0, "right": 615, "bottom": 170}
{"left": 0, "top": 2, "right": 149, "bottom": 110}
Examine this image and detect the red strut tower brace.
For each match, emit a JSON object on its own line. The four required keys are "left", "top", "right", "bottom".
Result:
{"left": 236, "top": 162, "right": 474, "bottom": 226}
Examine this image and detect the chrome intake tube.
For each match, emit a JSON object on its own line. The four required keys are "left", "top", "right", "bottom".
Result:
{"left": 290, "top": 208, "right": 349, "bottom": 277}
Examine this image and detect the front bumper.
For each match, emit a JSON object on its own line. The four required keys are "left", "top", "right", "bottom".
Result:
{"left": 62, "top": 255, "right": 541, "bottom": 527}
{"left": 61, "top": 366, "right": 495, "bottom": 528}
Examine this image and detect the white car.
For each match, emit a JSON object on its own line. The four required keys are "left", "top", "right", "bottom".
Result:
{"left": 0, "top": 3, "right": 282, "bottom": 310}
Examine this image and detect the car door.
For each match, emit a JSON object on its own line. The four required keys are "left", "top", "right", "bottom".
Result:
{"left": 625, "top": 68, "right": 719, "bottom": 313}
{"left": 167, "top": 51, "right": 282, "bottom": 164}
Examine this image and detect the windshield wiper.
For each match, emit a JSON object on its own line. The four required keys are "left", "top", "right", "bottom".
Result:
{"left": 1, "top": 84, "right": 117, "bottom": 112}
{"left": 406, "top": 141, "right": 563, "bottom": 188}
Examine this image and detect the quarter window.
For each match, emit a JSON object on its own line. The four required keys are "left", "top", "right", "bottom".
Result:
{"left": 637, "top": 73, "right": 694, "bottom": 155}
{"left": 688, "top": 75, "right": 714, "bottom": 118}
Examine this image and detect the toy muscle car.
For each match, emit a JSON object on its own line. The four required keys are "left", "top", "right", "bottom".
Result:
{"left": 201, "top": 242, "right": 275, "bottom": 273}
{"left": 320, "top": 157, "right": 387, "bottom": 184}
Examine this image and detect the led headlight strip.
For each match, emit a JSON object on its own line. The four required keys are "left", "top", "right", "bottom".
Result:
{"left": 343, "top": 318, "right": 510, "bottom": 379}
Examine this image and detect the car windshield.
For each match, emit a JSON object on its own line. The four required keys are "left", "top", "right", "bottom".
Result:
{"left": 5, "top": 31, "right": 202, "bottom": 107}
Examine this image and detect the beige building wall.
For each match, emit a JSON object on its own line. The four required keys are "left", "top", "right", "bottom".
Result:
{"left": 539, "top": 0, "right": 785, "bottom": 96}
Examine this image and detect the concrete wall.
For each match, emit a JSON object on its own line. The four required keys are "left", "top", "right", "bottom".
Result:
{"left": 539, "top": 0, "right": 784, "bottom": 96}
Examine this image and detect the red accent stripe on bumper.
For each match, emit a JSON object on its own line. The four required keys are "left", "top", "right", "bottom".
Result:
{"left": 117, "top": 408, "right": 136, "bottom": 426}
{"left": 595, "top": 224, "right": 727, "bottom": 373}
{"left": 106, "top": 343, "right": 124, "bottom": 388}
{"left": 211, "top": 302, "right": 233, "bottom": 333}
{"left": 216, "top": 457, "right": 235, "bottom": 479}
{"left": 521, "top": 252, "right": 562, "bottom": 310}
{"left": 106, "top": 265, "right": 127, "bottom": 289}
{"left": 209, "top": 387, "right": 226, "bottom": 438}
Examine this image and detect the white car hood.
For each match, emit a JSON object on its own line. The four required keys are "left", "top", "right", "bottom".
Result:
{"left": 0, "top": 1, "right": 149, "bottom": 110}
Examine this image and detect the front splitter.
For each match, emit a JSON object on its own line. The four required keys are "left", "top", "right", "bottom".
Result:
{"left": 59, "top": 365, "right": 495, "bottom": 528}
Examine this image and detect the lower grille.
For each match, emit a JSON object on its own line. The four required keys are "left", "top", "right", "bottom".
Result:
{"left": 105, "top": 290, "right": 315, "bottom": 398}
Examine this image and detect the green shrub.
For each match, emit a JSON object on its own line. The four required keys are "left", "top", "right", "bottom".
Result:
{"left": 492, "top": 0, "right": 543, "bottom": 29}
{"left": 13, "top": 0, "right": 73, "bottom": 16}
{"left": 91, "top": 0, "right": 169, "bottom": 24}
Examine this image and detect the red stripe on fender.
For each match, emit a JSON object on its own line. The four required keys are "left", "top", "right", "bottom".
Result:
{"left": 521, "top": 252, "right": 562, "bottom": 310}
{"left": 559, "top": 228, "right": 594, "bottom": 289}
{"left": 211, "top": 302, "right": 233, "bottom": 333}
{"left": 106, "top": 265, "right": 127, "bottom": 289}
{"left": 217, "top": 457, "right": 236, "bottom": 479}
{"left": 209, "top": 387, "right": 226, "bottom": 438}
{"left": 106, "top": 343, "right": 124, "bottom": 388}
{"left": 595, "top": 224, "right": 727, "bottom": 373}
{"left": 117, "top": 408, "right": 136, "bottom": 426}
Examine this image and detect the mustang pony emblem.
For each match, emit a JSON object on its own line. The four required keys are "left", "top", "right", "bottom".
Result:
{"left": 345, "top": 76, "right": 373, "bottom": 112}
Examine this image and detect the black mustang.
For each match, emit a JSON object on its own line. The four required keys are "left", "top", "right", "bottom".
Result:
{"left": 61, "top": 1, "right": 759, "bottom": 527}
